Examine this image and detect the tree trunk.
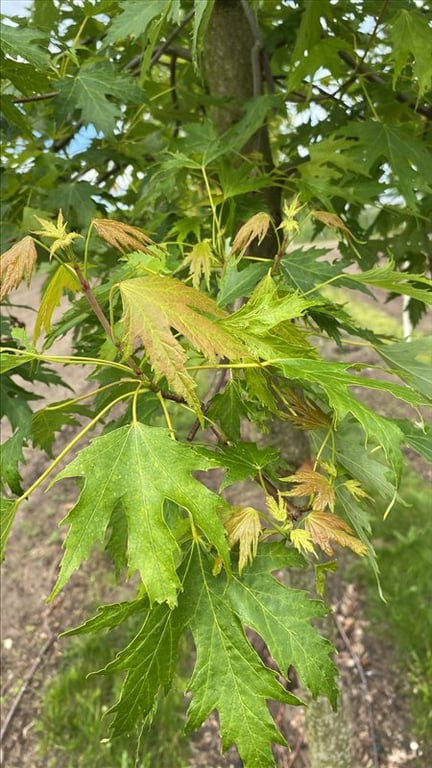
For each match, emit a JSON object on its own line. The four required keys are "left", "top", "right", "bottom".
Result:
{"left": 203, "top": 0, "right": 281, "bottom": 258}
{"left": 204, "top": 5, "right": 354, "bottom": 765}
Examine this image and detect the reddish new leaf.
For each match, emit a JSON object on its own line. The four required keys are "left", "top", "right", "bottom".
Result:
{"left": 118, "top": 275, "right": 244, "bottom": 410}
{"left": 305, "top": 510, "right": 367, "bottom": 556}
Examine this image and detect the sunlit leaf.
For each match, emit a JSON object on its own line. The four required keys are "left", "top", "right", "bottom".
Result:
{"left": 282, "top": 468, "right": 335, "bottom": 512}
{"left": 118, "top": 275, "right": 243, "bottom": 410}
{"left": 225, "top": 506, "right": 262, "bottom": 574}
{"left": 93, "top": 219, "right": 154, "bottom": 254}
{"left": 49, "top": 424, "right": 231, "bottom": 605}
{"left": 305, "top": 510, "right": 368, "bottom": 557}
{"left": 34, "top": 264, "right": 80, "bottom": 342}
{"left": 0, "top": 237, "right": 37, "bottom": 300}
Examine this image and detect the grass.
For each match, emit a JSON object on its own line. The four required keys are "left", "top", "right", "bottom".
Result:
{"left": 355, "top": 469, "right": 432, "bottom": 744}
{"left": 35, "top": 622, "right": 191, "bottom": 768}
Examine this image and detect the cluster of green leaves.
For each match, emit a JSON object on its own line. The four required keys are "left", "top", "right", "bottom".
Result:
{"left": 1, "top": 207, "right": 431, "bottom": 765}
{"left": 1, "top": 1, "right": 432, "bottom": 765}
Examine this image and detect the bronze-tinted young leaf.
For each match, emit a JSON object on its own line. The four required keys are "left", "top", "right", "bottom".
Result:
{"left": 182, "top": 239, "right": 215, "bottom": 289}
{"left": 311, "top": 209, "right": 352, "bottom": 236}
{"left": 225, "top": 506, "right": 262, "bottom": 574}
{"left": 282, "top": 469, "right": 335, "bottom": 512}
{"left": 118, "top": 274, "right": 243, "bottom": 410}
{"left": 0, "top": 237, "right": 37, "bottom": 300}
{"left": 92, "top": 219, "right": 154, "bottom": 254}
{"left": 232, "top": 212, "right": 271, "bottom": 254}
{"left": 283, "top": 390, "right": 331, "bottom": 430}
{"left": 305, "top": 510, "right": 367, "bottom": 557}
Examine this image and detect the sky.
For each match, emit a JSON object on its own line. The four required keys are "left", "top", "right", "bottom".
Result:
{"left": 1, "top": 0, "right": 32, "bottom": 17}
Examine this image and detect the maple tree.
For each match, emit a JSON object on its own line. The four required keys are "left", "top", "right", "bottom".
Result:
{"left": 1, "top": 1, "right": 432, "bottom": 765}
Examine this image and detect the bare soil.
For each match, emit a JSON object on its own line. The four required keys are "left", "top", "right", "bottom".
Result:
{"left": 1, "top": 278, "right": 431, "bottom": 768}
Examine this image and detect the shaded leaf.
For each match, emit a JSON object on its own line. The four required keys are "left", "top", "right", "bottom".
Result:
{"left": 376, "top": 337, "right": 432, "bottom": 400}
{"left": 0, "top": 25, "right": 48, "bottom": 69}
{"left": 389, "top": 9, "right": 432, "bottom": 99}
{"left": 340, "top": 123, "right": 432, "bottom": 211}
{"left": 397, "top": 420, "right": 432, "bottom": 463}
{"left": 31, "top": 401, "right": 90, "bottom": 456}
{"left": 1, "top": 498, "right": 18, "bottom": 561}
{"left": 0, "top": 429, "right": 26, "bottom": 495}
{"left": 56, "top": 64, "right": 141, "bottom": 136}
{"left": 104, "top": 0, "right": 168, "bottom": 46}
{"left": 207, "top": 379, "right": 249, "bottom": 440}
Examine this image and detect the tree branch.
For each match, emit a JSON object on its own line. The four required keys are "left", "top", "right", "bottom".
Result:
{"left": 338, "top": 49, "right": 432, "bottom": 121}
{"left": 12, "top": 91, "right": 58, "bottom": 104}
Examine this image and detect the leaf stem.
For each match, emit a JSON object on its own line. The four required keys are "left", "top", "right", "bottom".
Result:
{"left": 17, "top": 390, "right": 137, "bottom": 505}
{"left": 1, "top": 347, "right": 133, "bottom": 375}
{"left": 201, "top": 166, "right": 224, "bottom": 256}
{"left": 157, "top": 391, "right": 176, "bottom": 438}
{"left": 39, "top": 379, "right": 140, "bottom": 413}
{"left": 72, "top": 264, "right": 145, "bottom": 378}
{"left": 73, "top": 263, "right": 117, "bottom": 343}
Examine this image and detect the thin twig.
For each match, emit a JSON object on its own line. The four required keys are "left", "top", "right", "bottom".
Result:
{"left": 12, "top": 91, "right": 58, "bottom": 104}
{"left": 338, "top": 49, "right": 432, "bottom": 121}
{"left": 332, "top": 609, "right": 380, "bottom": 768}
{"left": 0, "top": 634, "right": 56, "bottom": 746}
{"left": 150, "top": 9, "right": 194, "bottom": 68}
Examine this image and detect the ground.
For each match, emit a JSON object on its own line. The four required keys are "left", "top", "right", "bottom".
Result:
{"left": 1, "top": 272, "right": 431, "bottom": 767}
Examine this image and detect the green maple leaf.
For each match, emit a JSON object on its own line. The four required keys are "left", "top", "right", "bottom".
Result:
{"left": 277, "top": 358, "right": 425, "bottom": 479}
{"left": 31, "top": 401, "right": 91, "bottom": 456}
{"left": 64, "top": 594, "right": 180, "bottom": 734}
{"left": 0, "top": 429, "right": 27, "bottom": 495}
{"left": 397, "top": 420, "right": 432, "bottom": 463}
{"left": 345, "top": 262, "right": 432, "bottom": 304}
{"left": 207, "top": 380, "right": 249, "bottom": 440}
{"left": 182, "top": 543, "right": 336, "bottom": 767}
{"left": 118, "top": 275, "right": 243, "bottom": 412}
{"left": 376, "top": 337, "right": 432, "bottom": 400}
{"left": 0, "top": 26, "right": 48, "bottom": 69}
{"left": 333, "top": 424, "right": 399, "bottom": 505}
{"left": 280, "top": 247, "right": 368, "bottom": 295}
{"left": 389, "top": 9, "right": 432, "bottom": 100}
{"left": 228, "top": 544, "right": 338, "bottom": 704}
{"left": 340, "top": 122, "right": 432, "bottom": 211}
{"left": 223, "top": 274, "right": 316, "bottom": 334}
{"left": 56, "top": 64, "right": 141, "bottom": 136}
{"left": 49, "top": 424, "right": 231, "bottom": 605}
{"left": 212, "top": 442, "right": 280, "bottom": 490}
{"left": 34, "top": 264, "right": 80, "bottom": 343}
{"left": 99, "top": 600, "right": 182, "bottom": 735}
{"left": 218, "top": 260, "right": 268, "bottom": 308}
{"left": 104, "top": 0, "right": 168, "bottom": 45}
{"left": 1, "top": 498, "right": 18, "bottom": 561}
